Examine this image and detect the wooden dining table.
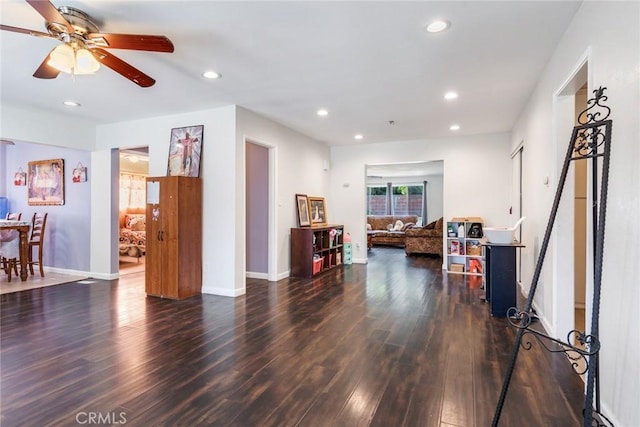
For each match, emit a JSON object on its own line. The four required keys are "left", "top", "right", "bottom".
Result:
{"left": 0, "top": 220, "right": 31, "bottom": 281}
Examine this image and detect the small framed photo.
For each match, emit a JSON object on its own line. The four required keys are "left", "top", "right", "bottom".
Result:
{"left": 14, "top": 168, "right": 26, "bottom": 186}
{"left": 72, "top": 162, "right": 87, "bottom": 183}
{"left": 167, "top": 125, "right": 203, "bottom": 177}
{"left": 308, "top": 196, "right": 327, "bottom": 226}
{"left": 296, "top": 194, "right": 310, "bottom": 227}
{"left": 28, "top": 158, "right": 64, "bottom": 206}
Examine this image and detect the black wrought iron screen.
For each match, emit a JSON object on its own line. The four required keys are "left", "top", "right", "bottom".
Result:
{"left": 492, "top": 87, "right": 614, "bottom": 427}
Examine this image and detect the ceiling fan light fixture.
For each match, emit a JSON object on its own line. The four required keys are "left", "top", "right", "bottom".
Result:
{"left": 48, "top": 43, "right": 75, "bottom": 73}
{"left": 75, "top": 48, "right": 100, "bottom": 74}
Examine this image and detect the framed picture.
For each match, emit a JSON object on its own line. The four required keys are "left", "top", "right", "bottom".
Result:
{"left": 167, "top": 125, "right": 203, "bottom": 177}
{"left": 308, "top": 196, "right": 327, "bottom": 226}
{"left": 14, "top": 168, "right": 26, "bottom": 186}
{"left": 296, "top": 194, "right": 310, "bottom": 227}
{"left": 28, "top": 158, "right": 64, "bottom": 206}
{"left": 72, "top": 162, "right": 87, "bottom": 183}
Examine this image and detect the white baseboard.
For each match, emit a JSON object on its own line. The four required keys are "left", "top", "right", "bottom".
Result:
{"left": 201, "top": 285, "right": 246, "bottom": 297}
{"left": 352, "top": 258, "right": 368, "bottom": 264}
{"left": 246, "top": 271, "right": 268, "bottom": 280}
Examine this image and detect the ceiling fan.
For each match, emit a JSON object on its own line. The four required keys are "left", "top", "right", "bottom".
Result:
{"left": 0, "top": 0, "right": 174, "bottom": 87}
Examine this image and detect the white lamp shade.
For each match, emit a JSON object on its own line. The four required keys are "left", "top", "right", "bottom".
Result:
{"left": 48, "top": 44, "right": 75, "bottom": 73}
{"left": 75, "top": 48, "right": 100, "bottom": 74}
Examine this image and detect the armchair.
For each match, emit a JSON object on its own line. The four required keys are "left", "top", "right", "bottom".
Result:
{"left": 405, "top": 217, "right": 444, "bottom": 257}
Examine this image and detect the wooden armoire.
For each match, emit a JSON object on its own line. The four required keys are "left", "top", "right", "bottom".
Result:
{"left": 145, "top": 176, "right": 202, "bottom": 299}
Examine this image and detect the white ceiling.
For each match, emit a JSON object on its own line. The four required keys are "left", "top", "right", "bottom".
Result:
{"left": 0, "top": 1, "right": 582, "bottom": 147}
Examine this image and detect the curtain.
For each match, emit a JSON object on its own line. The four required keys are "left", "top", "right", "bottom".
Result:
{"left": 119, "top": 173, "right": 146, "bottom": 210}
{"left": 386, "top": 182, "right": 392, "bottom": 215}
{"left": 422, "top": 180, "right": 428, "bottom": 224}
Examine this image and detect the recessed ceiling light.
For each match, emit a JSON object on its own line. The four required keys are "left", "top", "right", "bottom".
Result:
{"left": 444, "top": 91, "right": 458, "bottom": 100}
{"left": 63, "top": 100, "right": 81, "bottom": 107}
{"left": 450, "top": 124, "right": 460, "bottom": 131}
{"left": 354, "top": 134, "right": 363, "bottom": 140}
{"left": 425, "top": 20, "right": 450, "bottom": 33}
{"left": 203, "top": 70, "right": 222, "bottom": 79}
{"left": 317, "top": 109, "right": 329, "bottom": 117}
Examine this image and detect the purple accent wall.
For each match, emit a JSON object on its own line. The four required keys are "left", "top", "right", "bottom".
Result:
{"left": 246, "top": 142, "right": 268, "bottom": 274}
{"left": 2, "top": 142, "right": 91, "bottom": 271}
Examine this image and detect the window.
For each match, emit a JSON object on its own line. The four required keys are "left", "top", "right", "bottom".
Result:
{"left": 392, "top": 185, "right": 423, "bottom": 216}
{"left": 367, "top": 186, "right": 387, "bottom": 215}
{"left": 119, "top": 173, "right": 146, "bottom": 210}
{"left": 367, "top": 183, "right": 425, "bottom": 216}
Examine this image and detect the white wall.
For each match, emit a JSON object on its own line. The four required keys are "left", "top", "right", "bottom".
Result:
{"left": 511, "top": 2, "right": 639, "bottom": 425}
{"left": 236, "top": 107, "right": 330, "bottom": 281}
{"left": 95, "top": 106, "right": 240, "bottom": 294}
{"left": 0, "top": 106, "right": 96, "bottom": 150}
{"left": 330, "top": 133, "right": 511, "bottom": 263}
{"left": 93, "top": 105, "right": 329, "bottom": 294}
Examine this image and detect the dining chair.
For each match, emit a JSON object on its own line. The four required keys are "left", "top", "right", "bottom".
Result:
{"left": 1, "top": 212, "right": 22, "bottom": 280}
{"left": 0, "top": 229, "right": 20, "bottom": 281}
{"left": 28, "top": 212, "right": 48, "bottom": 277}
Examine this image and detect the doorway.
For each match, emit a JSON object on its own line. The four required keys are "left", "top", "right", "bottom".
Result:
{"left": 245, "top": 142, "right": 269, "bottom": 279}
{"left": 118, "top": 147, "right": 149, "bottom": 275}
{"left": 552, "top": 56, "right": 591, "bottom": 341}
{"left": 245, "top": 140, "right": 276, "bottom": 282}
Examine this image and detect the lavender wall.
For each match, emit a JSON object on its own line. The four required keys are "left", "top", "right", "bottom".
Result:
{"left": 245, "top": 142, "right": 269, "bottom": 274}
{"left": 2, "top": 142, "right": 91, "bottom": 272}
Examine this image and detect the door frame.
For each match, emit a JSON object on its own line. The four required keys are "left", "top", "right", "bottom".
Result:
{"left": 551, "top": 50, "right": 593, "bottom": 339}
{"left": 244, "top": 136, "right": 277, "bottom": 282}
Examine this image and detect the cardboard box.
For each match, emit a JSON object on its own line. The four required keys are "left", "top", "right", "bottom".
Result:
{"left": 449, "top": 263, "right": 465, "bottom": 273}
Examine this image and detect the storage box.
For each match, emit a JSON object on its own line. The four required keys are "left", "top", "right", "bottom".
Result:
{"left": 449, "top": 263, "right": 465, "bottom": 273}
{"left": 312, "top": 257, "right": 324, "bottom": 275}
{"left": 466, "top": 241, "right": 482, "bottom": 256}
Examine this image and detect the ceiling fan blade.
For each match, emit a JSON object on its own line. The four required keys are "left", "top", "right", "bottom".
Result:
{"left": 0, "top": 24, "right": 53, "bottom": 38}
{"left": 33, "top": 51, "right": 60, "bottom": 79}
{"left": 26, "top": 0, "right": 74, "bottom": 34}
{"left": 87, "top": 33, "right": 174, "bottom": 52}
{"left": 91, "top": 48, "right": 155, "bottom": 88}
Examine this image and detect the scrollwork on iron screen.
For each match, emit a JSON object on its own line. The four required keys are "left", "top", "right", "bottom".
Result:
{"left": 507, "top": 306, "right": 601, "bottom": 376}
{"left": 578, "top": 87, "right": 611, "bottom": 124}
{"left": 573, "top": 86, "right": 611, "bottom": 159}
{"left": 587, "top": 409, "right": 615, "bottom": 427}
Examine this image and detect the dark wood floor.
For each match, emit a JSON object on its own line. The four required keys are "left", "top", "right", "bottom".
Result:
{"left": 1, "top": 247, "right": 584, "bottom": 426}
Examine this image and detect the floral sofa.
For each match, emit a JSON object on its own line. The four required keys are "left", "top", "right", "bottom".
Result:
{"left": 405, "top": 217, "right": 444, "bottom": 257}
{"left": 366, "top": 215, "right": 418, "bottom": 247}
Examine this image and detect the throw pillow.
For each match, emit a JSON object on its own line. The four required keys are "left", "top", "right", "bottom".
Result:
{"left": 131, "top": 219, "right": 145, "bottom": 231}
{"left": 402, "top": 222, "right": 415, "bottom": 231}
{"left": 424, "top": 219, "right": 436, "bottom": 229}
{"left": 394, "top": 220, "right": 404, "bottom": 231}
{"left": 366, "top": 223, "right": 372, "bottom": 231}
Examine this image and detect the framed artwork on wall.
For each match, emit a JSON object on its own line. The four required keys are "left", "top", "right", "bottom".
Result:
{"left": 308, "top": 196, "right": 327, "bottom": 226}
{"left": 167, "top": 125, "right": 203, "bottom": 177}
{"left": 296, "top": 194, "right": 310, "bottom": 226}
{"left": 28, "top": 158, "right": 64, "bottom": 206}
